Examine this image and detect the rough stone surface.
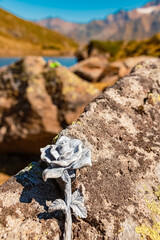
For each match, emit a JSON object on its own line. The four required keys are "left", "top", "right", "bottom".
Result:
{"left": 0, "top": 57, "right": 61, "bottom": 154}
{"left": 70, "top": 56, "right": 153, "bottom": 88}
{"left": 0, "top": 58, "right": 160, "bottom": 240}
{"left": 70, "top": 56, "right": 108, "bottom": 82}
{"left": 45, "top": 66, "right": 99, "bottom": 126}
{"left": 0, "top": 162, "right": 61, "bottom": 240}
{"left": 0, "top": 57, "right": 99, "bottom": 154}
{"left": 110, "top": 56, "right": 155, "bottom": 78}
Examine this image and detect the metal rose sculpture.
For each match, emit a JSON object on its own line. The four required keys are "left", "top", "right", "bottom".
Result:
{"left": 40, "top": 136, "right": 92, "bottom": 240}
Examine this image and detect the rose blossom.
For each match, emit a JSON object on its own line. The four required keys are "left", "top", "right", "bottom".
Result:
{"left": 40, "top": 136, "right": 92, "bottom": 181}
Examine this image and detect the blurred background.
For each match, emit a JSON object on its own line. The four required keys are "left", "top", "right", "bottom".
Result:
{"left": 0, "top": 0, "right": 160, "bottom": 184}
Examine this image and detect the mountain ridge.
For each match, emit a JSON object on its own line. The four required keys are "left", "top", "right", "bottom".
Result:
{"left": 37, "top": 0, "right": 160, "bottom": 43}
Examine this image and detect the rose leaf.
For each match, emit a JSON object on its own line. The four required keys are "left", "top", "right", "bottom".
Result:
{"left": 42, "top": 167, "right": 64, "bottom": 181}
{"left": 70, "top": 189, "right": 87, "bottom": 218}
{"left": 48, "top": 199, "right": 67, "bottom": 213}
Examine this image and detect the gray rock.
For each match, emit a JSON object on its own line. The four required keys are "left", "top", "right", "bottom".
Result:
{"left": 0, "top": 58, "right": 160, "bottom": 239}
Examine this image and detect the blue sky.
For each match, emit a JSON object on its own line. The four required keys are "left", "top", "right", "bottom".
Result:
{"left": 0, "top": 0, "right": 149, "bottom": 23}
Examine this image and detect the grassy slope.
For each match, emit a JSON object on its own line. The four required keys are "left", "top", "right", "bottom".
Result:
{"left": 116, "top": 34, "right": 160, "bottom": 59}
{"left": 88, "top": 34, "right": 160, "bottom": 61}
{"left": 0, "top": 8, "right": 78, "bottom": 56}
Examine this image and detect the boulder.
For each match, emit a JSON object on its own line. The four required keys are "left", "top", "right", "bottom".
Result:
{"left": 45, "top": 66, "right": 100, "bottom": 125}
{"left": 70, "top": 56, "right": 152, "bottom": 86}
{"left": 70, "top": 56, "right": 108, "bottom": 82}
{"left": 109, "top": 56, "right": 155, "bottom": 78}
{"left": 75, "top": 48, "right": 88, "bottom": 62}
{"left": 0, "top": 58, "right": 160, "bottom": 239}
{"left": 0, "top": 56, "right": 61, "bottom": 154}
{"left": 0, "top": 57, "right": 99, "bottom": 154}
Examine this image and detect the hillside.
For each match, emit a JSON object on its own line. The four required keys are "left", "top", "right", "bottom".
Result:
{"left": 37, "top": 0, "right": 160, "bottom": 43}
{"left": 85, "top": 33, "right": 160, "bottom": 61}
{"left": 0, "top": 8, "right": 78, "bottom": 56}
{"left": 116, "top": 33, "right": 160, "bottom": 59}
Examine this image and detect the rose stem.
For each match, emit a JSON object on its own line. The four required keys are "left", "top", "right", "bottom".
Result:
{"left": 63, "top": 171, "right": 72, "bottom": 240}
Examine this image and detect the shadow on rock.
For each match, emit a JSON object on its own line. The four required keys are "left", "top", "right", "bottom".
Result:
{"left": 15, "top": 161, "right": 61, "bottom": 214}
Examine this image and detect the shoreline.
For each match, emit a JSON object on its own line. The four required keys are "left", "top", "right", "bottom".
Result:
{"left": 0, "top": 55, "right": 76, "bottom": 58}
{"left": 0, "top": 56, "right": 78, "bottom": 68}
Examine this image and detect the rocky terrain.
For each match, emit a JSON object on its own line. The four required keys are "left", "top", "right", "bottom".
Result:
{"left": 78, "top": 33, "right": 160, "bottom": 62}
{"left": 0, "top": 55, "right": 154, "bottom": 158}
{"left": 0, "top": 56, "right": 99, "bottom": 155}
{"left": 37, "top": 0, "right": 160, "bottom": 43}
{"left": 70, "top": 55, "right": 154, "bottom": 87}
{"left": 0, "top": 55, "right": 156, "bottom": 186}
{"left": 0, "top": 58, "right": 160, "bottom": 239}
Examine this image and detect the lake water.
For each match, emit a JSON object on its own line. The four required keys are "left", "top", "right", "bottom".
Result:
{"left": 0, "top": 56, "right": 77, "bottom": 68}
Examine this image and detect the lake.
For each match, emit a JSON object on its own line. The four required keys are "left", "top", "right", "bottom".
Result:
{"left": 0, "top": 56, "right": 77, "bottom": 68}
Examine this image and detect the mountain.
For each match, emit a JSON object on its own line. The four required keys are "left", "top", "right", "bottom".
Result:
{"left": 144, "top": 0, "right": 160, "bottom": 7}
{"left": 0, "top": 8, "right": 78, "bottom": 56}
{"left": 37, "top": 17, "right": 79, "bottom": 36}
{"left": 37, "top": 0, "right": 160, "bottom": 43}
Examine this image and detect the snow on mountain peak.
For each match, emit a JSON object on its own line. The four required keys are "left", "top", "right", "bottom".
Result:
{"left": 137, "top": 6, "right": 157, "bottom": 14}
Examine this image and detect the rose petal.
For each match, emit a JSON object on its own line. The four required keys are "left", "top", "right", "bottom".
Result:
{"left": 42, "top": 167, "right": 65, "bottom": 182}
{"left": 58, "top": 147, "right": 73, "bottom": 159}
{"left": 70, "top": 139, "right": 82, "bottom": 150}
{"left": 50, "top": 147, "right": 60, "bottom": 160}
{"left": 51, "top": 140, "right": 83, "bottom": 167}
{"left": 62, "top": 142, "right": 82, "bottom": 161}
{"left": 56, "top": 136, "right": 70, "bottom": 145}
{"left": 51, "top": 157, "right": 77, "bottom": 167}
{"left": 40, "top": 145, "right": 53, "bottom": 164}
{"left": 70, "top": 149, "right": 92, "bottom": 169}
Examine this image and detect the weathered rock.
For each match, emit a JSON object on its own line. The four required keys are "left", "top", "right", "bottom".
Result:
{"left": 98, "top": 56, "right": 155, "bottom": 84}
{"left": 0, "top": 162, "right": 61, "bottom": 239}
{"left": 0, "top": 58, "right": 160, "bottom": 239}
{"left": 70, "top": 56, "right": 152, "bottom": 86}
{"left": 45, "top": 66, "right": 99, "bottom": 126}
{"left": 0, "top": 56, "right": 61, "bottom": 154}
{"left": 97, "top": 64, "right": 120, "bottom": 86}
{"left": 0, "top": 57, "right": 99, "bottom": 154}
{"left": 75, "top": 48, "right": 88, "bottom": 62}
{"left": 70, "top": 56, "right": 108, "bottom": 82}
